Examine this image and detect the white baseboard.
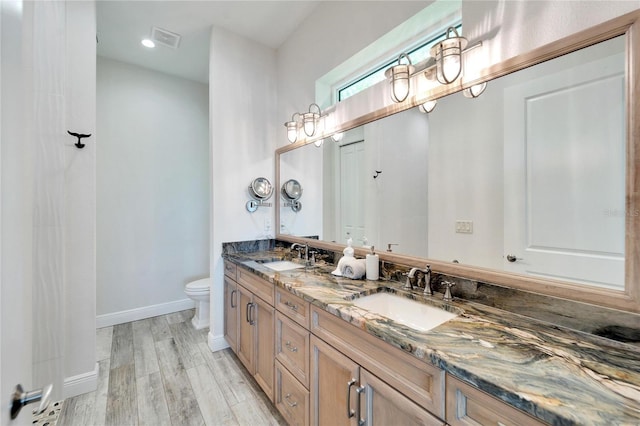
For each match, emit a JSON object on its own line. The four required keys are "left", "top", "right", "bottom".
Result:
{"left": 63, "top": 362, "right": 98, "bottom": 399}
{"left": 208, "top": 331, "right": 230, "bottom": 352}
{"left": 96, "top": 298, "right": 195, "bottom": 328}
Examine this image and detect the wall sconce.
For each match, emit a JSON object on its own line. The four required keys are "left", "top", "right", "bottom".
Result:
{"left": 284, "top": 113, "right": 301, "bottom": 144}
{"left": 463, "top": 82, "right": 487, "bottom": 98}
{"left": 385, "top": 53, "right": 415, "bottom": 103}
{"left": 302, "top": 103, "right": 321, "bottom": 137}
{"left": 418, "top": 100, "right": 437, "bottom": 113}
{"left": 331, "top": 132, "right": 343, "bottom": 142}
{"left": 430, "top": 27, "right": 468, "bottom": 85}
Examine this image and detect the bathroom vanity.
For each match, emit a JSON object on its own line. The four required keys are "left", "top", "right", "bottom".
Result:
{"left": 222, "top": 247, "right": 640, "bottom": 425}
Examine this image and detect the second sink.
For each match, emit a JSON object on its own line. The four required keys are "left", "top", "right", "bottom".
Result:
{"left": 353, "top": 293, "right": 458, "bottom": 332}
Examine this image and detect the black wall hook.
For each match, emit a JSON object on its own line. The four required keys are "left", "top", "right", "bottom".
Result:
{"left": 67, "top": 131, "right": 91, "bottom": 149}
{"left": 373, "top": 170, "right": 382, "bottom": 179}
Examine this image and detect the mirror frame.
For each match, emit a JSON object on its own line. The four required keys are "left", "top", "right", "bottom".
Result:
{"left": 276, "top": 10, "right": 640, "bottom": 314}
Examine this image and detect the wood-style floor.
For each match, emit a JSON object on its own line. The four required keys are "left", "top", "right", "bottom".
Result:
{"left": 57, "top": 309, "right": 286, "bottom": 426}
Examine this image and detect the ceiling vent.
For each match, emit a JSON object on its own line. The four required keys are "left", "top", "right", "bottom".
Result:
{"left": 151, "top": 26, "right": 181, "bottom": 49}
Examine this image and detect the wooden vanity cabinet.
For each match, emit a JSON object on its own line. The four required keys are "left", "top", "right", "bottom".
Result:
{"left": 310, "top": 335, "right": 443, "bottom": 426}
{"left": 274, "top": 289, "right": 312, "bottom": 426}
{"left": 224, "top": 261, "right": 275, "bottom": 403}
{"left": 223, "top": 276, "right": 238, "bottom": 351}
{"left": 310, "top": 306, "right": 446, "bottom": 426}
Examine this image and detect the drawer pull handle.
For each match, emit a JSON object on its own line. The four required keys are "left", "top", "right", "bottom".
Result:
{"left": 284, "top": 301, "right": 298, "bottom": 311}
{"left": 230, "top": 290, "right": 237, "bottom": 308}
{"left": 356, "top": 385, "right": 366, "bottom": 426}
{"left": 247, "top": 303, "right": 256, "bottom": 325}
{"left": 284, "top": 393, "right": 297, "bottom": 407}
{"left": 346, "top": 379, "right": 357, "bottom": 418}
{"left": 285, "top": 341, "right": 298, "bottom": 352}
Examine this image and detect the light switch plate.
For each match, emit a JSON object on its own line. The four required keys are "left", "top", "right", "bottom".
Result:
{"left": 455, "top": 220, "right": 473, "bottom": 234}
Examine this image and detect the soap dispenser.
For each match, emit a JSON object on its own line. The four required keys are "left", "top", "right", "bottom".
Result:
{"left": 343, "top": 236, "right": 355, "bottom": 258}
{"left": 366, "top": 246, "right": 379, "bottom": 280}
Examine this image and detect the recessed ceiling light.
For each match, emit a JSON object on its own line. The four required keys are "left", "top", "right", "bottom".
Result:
{"left": 141, "top": 38, "right": 155, "bottom": 48}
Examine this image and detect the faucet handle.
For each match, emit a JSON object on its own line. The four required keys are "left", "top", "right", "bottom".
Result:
{"left": 309, "top": 250, "right": 318, "bottom": 265}
{"left": 441, "top": 281, "right": 456, "bottom": 301}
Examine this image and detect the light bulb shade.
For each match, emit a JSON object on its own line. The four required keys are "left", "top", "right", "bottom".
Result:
{"left": 418, "top": 100, "right": 437, "bottom": 113}
{"left": 384, "top": 53, "right": 415, "bottom": 103}
{"left": 314, "top": 139, "right": 324, "bottom": 147}
{"left": 463, "top": 82, "right": 487, "bottom": 98}
{"left": 430, "top": 27, "right": 468, "bottom": 85}
{"left": 302, "top": 103, "right": 321, "bottom": 137}
{"left": 331, "top": 132, "right": 343, "bottom": 142}
{"left": 302, "top": 112, "right": 319, "bottom": 136}
{"left": 284, "top": 113, "right": 300, "bottom": 143}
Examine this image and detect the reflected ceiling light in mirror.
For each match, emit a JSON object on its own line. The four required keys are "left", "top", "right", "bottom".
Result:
{"left": 331, "top": 132, "right": 344, "bottom": 142}
{"left": 284, "top": 113, "right": 301, "bottom": 143}
{"left": 430, "top": 27, "right": 468, "bottom": 84}
{"left": 314, "top": 139, "right": 324, "bottom": 147}
{"left": 463, "top": 82, "right": 487, "bottom": 98}
{"left": 141, "top": 38, "right": 156, "bottom": 48}
{"left": 418, "top": 100, "right": 437, "bottom": 113}
{"left": 385, "top": 53, "right": 415, "bottom": 103}
{"left": 302, "top": 103, "right": 321, "bottom": 137}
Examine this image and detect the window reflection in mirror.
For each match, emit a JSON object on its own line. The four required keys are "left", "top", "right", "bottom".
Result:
{"left": 281, "top": 35, "right": 626, "bottom": 291}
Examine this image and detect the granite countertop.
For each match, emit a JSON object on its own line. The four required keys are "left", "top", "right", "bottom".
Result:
{"left": 223, "top": 250, "right": 640, "bottom": 426}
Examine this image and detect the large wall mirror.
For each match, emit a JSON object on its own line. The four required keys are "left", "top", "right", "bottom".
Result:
{"left": 276, "top": 10, "right": 640, "bottom": 314}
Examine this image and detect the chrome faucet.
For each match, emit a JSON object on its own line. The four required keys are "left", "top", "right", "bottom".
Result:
{"left": 404, "top": 265, "right": 432, "bottom": 294}
{"left": 291, "top": 243, "right": 309, "bottom": 266}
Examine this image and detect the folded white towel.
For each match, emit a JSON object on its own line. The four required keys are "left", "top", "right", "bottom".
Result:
{"left": 341, "top": 258, "right": 367, "bottom": 280}
{"left": 331, "top": 257, "right": 347, "bottom": 276}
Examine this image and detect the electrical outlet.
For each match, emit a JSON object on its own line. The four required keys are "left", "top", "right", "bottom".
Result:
{"left": 455, "top": 220, "right": 473, "bottom": 234}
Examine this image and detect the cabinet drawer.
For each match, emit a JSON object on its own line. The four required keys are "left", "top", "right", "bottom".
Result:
{"left": 446, "top": 375, "right": 547, "bottom": 426}
{"left": 224, "top": 261, "right": 237, "bottom": 280}
{"left": 276, "top": 289, "right": 310, "bottom": 328}
{"left": 276, "top": 360, "right": 309, "bottom": 426}
{"left": 276, "top": 312, "right": 310, "bottom": 388}
{"left": 311, "top": 306, "right": 445, "bottom": 419}
{"left": 238, "top": 268, "right": 274, "bottom": 305}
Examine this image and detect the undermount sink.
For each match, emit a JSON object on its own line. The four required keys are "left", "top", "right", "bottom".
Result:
{"left": 261, "top": 260, "right": 305, "bottom": 272}
{"left": 352, "top": 293, "right": 458, "bottom": 332}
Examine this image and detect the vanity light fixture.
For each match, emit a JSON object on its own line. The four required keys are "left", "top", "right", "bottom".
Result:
{"left": 463, "top": 82, "right": 487, "bottom": 98}
{"left": 302, "top": 103, "right": 321, "bottom": 137}
{"left": 331, "top": 132, "right": 344, "bottom": 142}
{"left": 314, "top": 139, "right": 324, "bottom": 147}
{"left": 284, "top": 113, "right": 301, "bottom": 144}
{"left": 430, "top": 27, "right": 468, "bottom": 84}
{"left": 419, "top": 100, "right": 437, "bottom": 113}
{"left": 385, "top": 53, "right": 415, "bottom": 103}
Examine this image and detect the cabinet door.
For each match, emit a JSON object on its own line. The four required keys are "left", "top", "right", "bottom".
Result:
{"left": 310, "top": 336, "right": 359, "bottom": 426}
{"left": 254, "top": 296, "right": 275, "bottom": 402}
{"left": 223, "top": 277, "right": 238, "bottom": 352}
{"left": 360, "top": 369, "right": 444, "bottom": 426}
{"left": 237, "top": 286, "right": 255, "bottom": 373}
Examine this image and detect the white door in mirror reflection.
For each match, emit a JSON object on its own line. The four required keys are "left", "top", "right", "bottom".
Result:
{"left": 504, "top": 48, "right": 625, "bottom": 290}
{"left": 340, "top": 141, "right": 365, "bottom": 243}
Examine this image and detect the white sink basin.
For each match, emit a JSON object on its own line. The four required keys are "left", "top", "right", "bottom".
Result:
{"left": 353, "top": 293, "right": 458, "bottom": 332}
{"left": 261, "top": 260, "right": 305, "bottom": 272}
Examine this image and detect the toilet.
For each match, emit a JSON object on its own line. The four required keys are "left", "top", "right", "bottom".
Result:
{"left": 184, "top": 277, "right": 210, "bottom": 330}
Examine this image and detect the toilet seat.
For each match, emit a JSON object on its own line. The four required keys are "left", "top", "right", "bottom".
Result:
{"left": 186, "top": 278, "right": 209, "bottom": 293}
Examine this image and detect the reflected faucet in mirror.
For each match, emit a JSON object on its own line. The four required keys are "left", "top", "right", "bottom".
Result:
{"left": 404, "top": 265, "right": 433, "bottom": 295}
